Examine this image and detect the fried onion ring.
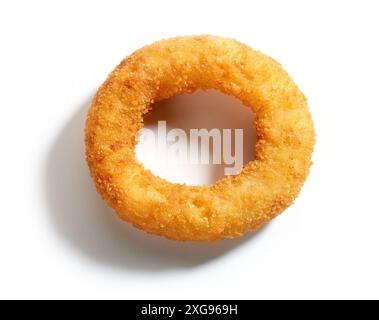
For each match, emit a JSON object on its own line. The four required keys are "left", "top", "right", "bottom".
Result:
{"left": 85, "top": 35, "right": 315, "bottom": 242}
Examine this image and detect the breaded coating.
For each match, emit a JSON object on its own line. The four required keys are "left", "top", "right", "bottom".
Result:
{"left": 85, "top": 35, "right": 315, "bottom": 241}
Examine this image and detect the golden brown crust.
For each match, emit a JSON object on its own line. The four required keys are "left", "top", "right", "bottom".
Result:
{"left": 85, "top": 35, "right": 315, "bottom": 241}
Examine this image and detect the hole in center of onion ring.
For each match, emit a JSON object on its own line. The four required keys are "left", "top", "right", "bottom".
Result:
{"left": 135, "top": 89, "right": 256, "bottom": 186}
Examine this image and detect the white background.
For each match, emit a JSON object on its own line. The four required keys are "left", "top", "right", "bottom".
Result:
{"left": 1, "top": 0, "right": 378, "bottom": 300}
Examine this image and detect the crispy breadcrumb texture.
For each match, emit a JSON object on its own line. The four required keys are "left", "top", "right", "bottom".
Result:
{"left": 85, "top": 35, "right": 315, "bottom": 242}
